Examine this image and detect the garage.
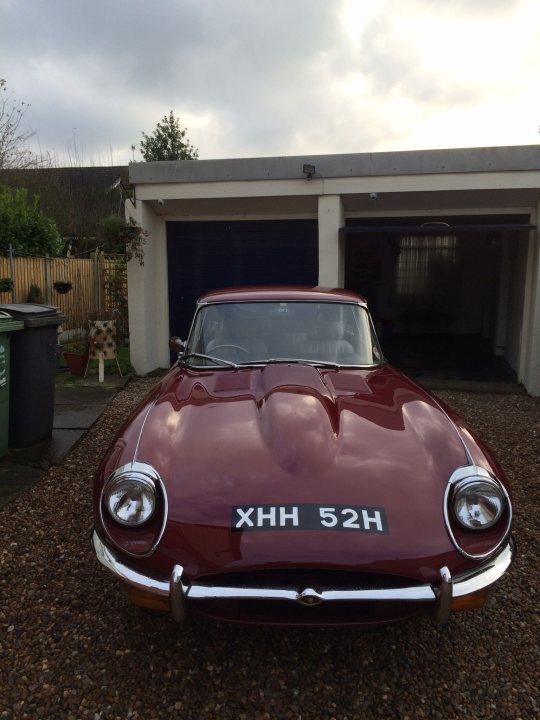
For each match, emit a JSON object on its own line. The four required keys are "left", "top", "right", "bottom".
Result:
{"left": 343, "top": 215, "right": 533, "bottom": 381}
{"left": 127, "top": 145, "right": 540, "bottom": 394}
{"left": 166, "top": 219, "right": 318, "bottom": 338}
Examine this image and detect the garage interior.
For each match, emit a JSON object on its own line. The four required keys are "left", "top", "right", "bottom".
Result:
{"left": 344, "top": 215, "right": 532, "bottom": 382}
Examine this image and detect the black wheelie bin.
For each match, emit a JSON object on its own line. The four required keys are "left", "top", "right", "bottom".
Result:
{"left": 0, "top": 304, "right": 67, "bottom": 447}
{"left": 0, "top": 310, "right": 24, "bottom": 456}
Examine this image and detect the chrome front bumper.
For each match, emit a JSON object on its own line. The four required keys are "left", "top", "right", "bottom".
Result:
{"left": 92, "top": 530, "right": 514, "bottom": 624}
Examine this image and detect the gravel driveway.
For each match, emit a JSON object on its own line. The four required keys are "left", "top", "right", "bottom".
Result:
{"left": 1, "top": 378, "right": 538, "bottom": 720}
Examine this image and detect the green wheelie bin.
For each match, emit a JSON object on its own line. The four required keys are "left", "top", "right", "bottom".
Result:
{"left": 0, "top": 311, "right": 24, "bottom": 457}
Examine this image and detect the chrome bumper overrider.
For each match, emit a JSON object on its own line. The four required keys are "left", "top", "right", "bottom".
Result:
{"left": 92, "top": 531, "right": 514, "bottom": 624}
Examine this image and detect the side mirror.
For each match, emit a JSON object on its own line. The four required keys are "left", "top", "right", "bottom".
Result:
{"left": 169, "top": 336, "right": 185, "bottom": 354}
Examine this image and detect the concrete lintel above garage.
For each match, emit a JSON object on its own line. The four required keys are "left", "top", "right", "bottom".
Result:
{"left": 130, "top": 145, "right": 540, "bottom": 220}
{"left": 130, "top": 144, "right": 540, "bottom": 185}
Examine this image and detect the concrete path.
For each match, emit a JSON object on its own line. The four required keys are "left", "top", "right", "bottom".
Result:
{"left": 0, "top": 372, "right": 129, "bottom": 509}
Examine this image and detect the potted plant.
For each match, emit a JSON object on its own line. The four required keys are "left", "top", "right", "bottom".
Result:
{"left": 62, "top": 331, "right": 89, "bottom": 376}
{"left": 53, "top": 280, "right": 73, "bottom": 294}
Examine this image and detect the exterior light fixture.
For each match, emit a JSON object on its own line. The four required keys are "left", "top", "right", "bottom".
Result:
{"left": 303, "top": 164, "right": 316, "bottom": 179}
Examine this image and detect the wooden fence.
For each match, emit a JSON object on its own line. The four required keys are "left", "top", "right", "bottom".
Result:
{"left": 0, "top": 255, "right": 128, "bottom": 342}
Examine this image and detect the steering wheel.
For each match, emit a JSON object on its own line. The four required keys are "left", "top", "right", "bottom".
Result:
{"left": 210, "top": 344, "right": 250, "bottom": 355}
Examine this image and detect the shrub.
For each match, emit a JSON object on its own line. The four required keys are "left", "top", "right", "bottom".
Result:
{"left": 0, "top": 185, "right": 63, "bottom": 256}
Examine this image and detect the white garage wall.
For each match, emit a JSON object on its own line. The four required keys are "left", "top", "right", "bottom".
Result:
{"left": 127, "top": 201, "right": 170, "bottom": 373}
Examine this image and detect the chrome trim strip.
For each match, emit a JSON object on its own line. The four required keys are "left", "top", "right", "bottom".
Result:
{"left": 189, "top": 586, "right": 305, "bottom": 602}
{"left": 133, "top": 400, "right": 158, "bottom": 462}
{"left": 92, "top": 532, "right": 514, "bottom": 620}
{"left": 92, "top": 530, "right": 169, "bottom": 596}
{"left": 428, "top": 394, "right": 475, "bottom": 467}
{"left": 451, "top": 537, "right": 514, "bottom": 597}
{"left": 443, "top": 465, "right": 513, "bottom": 560}
{"left": 187, "top": 585, "right": 437, "bottom": 602}
{"left": 196, "top": 300, "right": 369, "bottom": 309}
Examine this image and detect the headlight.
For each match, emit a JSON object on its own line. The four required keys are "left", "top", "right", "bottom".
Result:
{"left": 104, "top": 471, "right": 157, "bottom": 527}
{"left": 453, "top": 478, "right": 505, "bottom": 530}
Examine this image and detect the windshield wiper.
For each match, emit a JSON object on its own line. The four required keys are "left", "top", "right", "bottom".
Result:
{"left": 180, "top": 352, "right": 238, "bottom": 369}
{"left": 239, "top": 358, "right": 341, "bottom": 369}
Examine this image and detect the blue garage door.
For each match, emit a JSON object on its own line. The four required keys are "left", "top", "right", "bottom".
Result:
{"left": 167, "top": 220, "right": 318, "bottom": 338}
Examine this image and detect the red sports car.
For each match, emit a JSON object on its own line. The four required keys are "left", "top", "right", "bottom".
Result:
{"left": 92, "top": 287, "right": 514, "bottom": 626}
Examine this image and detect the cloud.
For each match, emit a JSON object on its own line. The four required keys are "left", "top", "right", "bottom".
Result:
{"left": 1, "top": 0, "right": 539, "bottom": 165}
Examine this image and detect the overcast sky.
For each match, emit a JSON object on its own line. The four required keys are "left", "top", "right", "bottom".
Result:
{"left": 2, "top": 0, "right": 540, "bottom": 166}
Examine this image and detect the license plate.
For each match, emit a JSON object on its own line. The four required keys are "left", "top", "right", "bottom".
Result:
{"left": 231, "top": 504, "right": 388, "bottom": 533}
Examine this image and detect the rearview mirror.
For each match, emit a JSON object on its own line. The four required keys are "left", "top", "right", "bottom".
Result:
{"left": 169, "top": 336, "right": 185, "bottom": 354}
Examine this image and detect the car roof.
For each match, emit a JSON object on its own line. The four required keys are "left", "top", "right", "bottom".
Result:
{"left": 198, "top": 286, "right": 367, "bottom": 305}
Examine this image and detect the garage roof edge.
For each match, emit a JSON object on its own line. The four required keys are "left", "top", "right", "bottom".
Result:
{"left": 129, "top": 145, "right": 540, "bottom": 185}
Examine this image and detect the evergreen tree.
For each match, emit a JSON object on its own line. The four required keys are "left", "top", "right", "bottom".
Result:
{"left": 140, "top": 111, "right": 198, "bottom": 161}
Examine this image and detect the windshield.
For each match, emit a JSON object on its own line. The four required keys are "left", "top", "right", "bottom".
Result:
{"left": 183, "top": 301, "right": 383, "bottom": 367}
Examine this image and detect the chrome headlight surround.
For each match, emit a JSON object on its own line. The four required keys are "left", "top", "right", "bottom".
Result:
{"left": 99, "top": 461, "right": 168, "bottom": 557}
{"left": 444, "top": 465, "right": 512, "bottom": 560}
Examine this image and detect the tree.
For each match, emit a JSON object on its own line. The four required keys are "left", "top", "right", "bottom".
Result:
{"left": 140, "top": 111, "right": 199, "bottom": 161}
{"left": 0, "top": 185, "right": 63, "bottom": 256}
{"left": 0, "top": 79, "right": 51, "bottom": 169}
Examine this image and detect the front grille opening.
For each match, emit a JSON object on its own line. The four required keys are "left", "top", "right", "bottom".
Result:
{"left": 195, "top": 568, "right": 424, "bottom": 592}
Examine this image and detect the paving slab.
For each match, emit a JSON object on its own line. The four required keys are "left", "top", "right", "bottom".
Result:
{"left": 54, "top": 385, "right": 121, "bottom": 429}
{"left": 5, "top": 429, "right": 87, "bottom": 469}
{"left": 0, "top": 372, "right": 130, "bottom": 507}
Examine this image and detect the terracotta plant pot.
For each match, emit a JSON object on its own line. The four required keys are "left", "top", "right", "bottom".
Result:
{"left": 63, "top": 351, "right": 89, "bottom": 376}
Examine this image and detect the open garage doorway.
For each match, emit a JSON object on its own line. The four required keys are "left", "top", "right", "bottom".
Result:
{"left": 344, "top": 216, "right": 533, "bottom": 382}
